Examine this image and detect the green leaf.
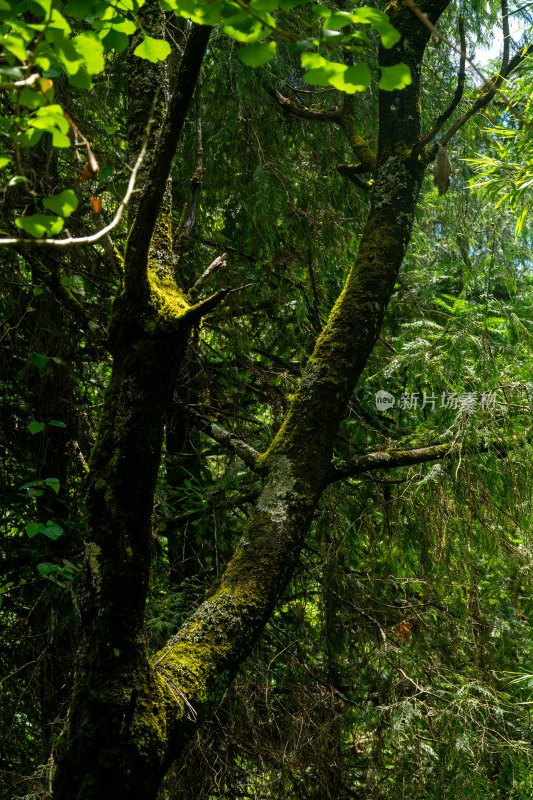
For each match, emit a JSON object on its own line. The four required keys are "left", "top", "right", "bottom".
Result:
{"left": 68, "top": 67, "right": 93, "bottom": 89}
{"left": 329, "top": 63, "right": 372, "bottom": 93}
{"left": 15, "top": 214, "right": 64, "bottom": 237}
{"left": 19, "top": 87, "right": 46, "bottom": 109}
{"left": 99, "top": 28, "right": 130, "bottom": 53}
{"left": 42, "top": 189, "right": 79, "bottom": 217}
{"left": 64, "top": 0, "right": 101, "bottom": 19}
{"left": 48, "top": 419, "right": 67, "bottom": 428}
{"left": 3, "top": 34, "right": 28, "bottom": 61}
{"left": 301, "top": 54, "right": 346, "bottom": 88}
{"left": 161, "top": 0, "right": 224, "bottom": 24}
{"left": 51, "top": 128, "right": 71, "bottom": 147}
{"left": 42, "top": 520, "right": 63, "bottom": 540}
{"left": 322, "top": 7, "right": 400, "bottom": 48}
{"left": 45, "top": 477, "right": 61, "bottom": 493}
{"left": 28, "top": 420, "right": 46, "bottom": 434}
{"left": 379, "top": 63, "right": 412, "bottom": 91}
{"left": 37, "top": 561, "right": 58, "bottom": 576}
{"left": 0, "top": 156, "right": 10, "bottom": 169}
{"left": 133, "top": 34, "right": 171, "bottom": 63}
{"left": 32, "top": 352, "right": 49, "bottom": 370}
{"left": 19, "top": 128, "right": 44, "bottom": 147}
{"left": 224, "top": 17, "right": 265, "bottom": 44}
{"left": 28, "top": 105, "right": 71, "bottom": 149}
{"left": 515, "top": 205, "right": 528, "bottom": 239}
{"left": 73, "top": 31, "right": 105, "bottom": 74}
{"left": 239, "top": 41, "right": 277, "bottom": 66}
{"left": 26, "top": 522, "right": 42, "bottom": 538}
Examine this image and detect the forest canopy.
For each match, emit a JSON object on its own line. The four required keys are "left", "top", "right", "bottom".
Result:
{"left": 3, "top": 0, "right": 533, "bottom": 798}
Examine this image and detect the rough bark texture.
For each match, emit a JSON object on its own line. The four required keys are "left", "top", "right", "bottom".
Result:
{"left": 156, "top": 0, "right": 450, "bottom": 752}
{"left": 52, "top": 1, "right": 453, "bottom": 797}
{"left": 51, "top": 23, "right": 212, "bottom": 800}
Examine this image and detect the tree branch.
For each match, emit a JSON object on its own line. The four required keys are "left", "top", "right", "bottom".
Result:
{"left": 338, "top": 96, "right": 377, "bottom": 172}
{"left": 414, "top": 16, "right": 465, "bottom": 152}
{"left": 501, "top": 0, "right": 510, "bottom": 72}
{"left": 181, "top": 283, "right": 252, "bottom": 325}
{"left": 189, "top": 253, "right": 227, "bottom": 295}
{"left": 178, "top": 404, "right": 261, "bottom": 469}
{"left": 326, "top": 436, "right": 513, "bottom": 484}
{"left": 337, "top": 165, "right": 373, "bottom": 191}
{"left": 328, "top": 441, "right": 460, "bottom": 483}
{"left": 270, "top": 89, "right": 341, "bottom": 122}
{"left": 0, "top": 117, "right": 152, "bottom": 248}
{"left": 0, "top": 72, "right": 40, "bottom": 90}
{"left": 404, "top": 0, "right": 531, "bottom": 145}
{"left": 124, "top": 23, "right": 211, "bottom": 296}
{"left": 439, "top": 45, "right": 530, "bottom": 146}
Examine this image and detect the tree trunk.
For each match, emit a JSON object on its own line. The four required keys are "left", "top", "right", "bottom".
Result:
{"left": 52, "top": 2, "right": 451, "bottom": 796}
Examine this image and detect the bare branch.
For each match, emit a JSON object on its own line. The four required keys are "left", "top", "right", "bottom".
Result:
{"left": 415, "top": 16, "right": 466, "bottom": 151}
{"left": 190, "top": 253, "right": 227, "bottom": 293}
{"left": 502, "top": 0, "right": 510, "bottom": 72}
{"left": 0, "top": 73, "right": 40, "bottom": 90}
{"left": 179, "top": 404, "right": 261, "bottom": 469}
{"left": 0, "top": 113, "right": 153, "bottom": 248}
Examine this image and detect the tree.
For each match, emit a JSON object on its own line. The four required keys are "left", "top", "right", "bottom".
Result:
{"left": 1, "top": 0, "right": 532, "bottom": 798}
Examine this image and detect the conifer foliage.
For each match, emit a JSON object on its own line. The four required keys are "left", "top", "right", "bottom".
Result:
{"left": 2, "top": 0, "right": 533, "bottom": 798}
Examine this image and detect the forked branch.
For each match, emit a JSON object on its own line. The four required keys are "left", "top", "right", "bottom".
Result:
{"left": 415, "top": 16, "right": 466, "bottom": 152}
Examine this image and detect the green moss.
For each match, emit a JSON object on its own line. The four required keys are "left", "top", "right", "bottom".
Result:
{"left": 147, "top": 269, "right": 189, "bottom": 323}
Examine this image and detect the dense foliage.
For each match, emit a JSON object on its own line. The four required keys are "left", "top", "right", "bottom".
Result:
{"left": 3, "top": 0, "right": 533, "bottom": 798}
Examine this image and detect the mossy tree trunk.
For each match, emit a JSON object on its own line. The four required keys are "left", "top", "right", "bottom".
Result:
{"left": 52, "top": 1, "right": 453, "bottom": 797}
{"left": 51, "top": 22, "right": 213, "bottom": 800}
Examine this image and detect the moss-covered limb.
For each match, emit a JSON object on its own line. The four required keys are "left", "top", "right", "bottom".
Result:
{"left": 52, "top": 332, "right": 192, "bottom": 798}
{"left": 157, "top": 455, "right": 319, "bottom": 730}
{"left": 272, "top": 88, "right": 376, "bottom": 174}
{"left": 328, "top": 434, "right": 520, "bottom": 483}
{"left": 378, "top": 0, "right": 451, "bottom": 159}
{"left": 179, "top": 404, "right": 261, "bottom": 469}
{"left": 125, "top": 23, "right": 211, "bottom": 297}
{"left": 126, "top": 0, "right": 175, "bottom": 278}
{"left": 336, "top": 164, "right": 373, "bottom": 191}
{"left": 126, "top": 0, "right": 168, "bottom": 175}
{"left": 271, "top": 88, "right": 341, "bottom": 122}
{"left": 328, "top": 442, "right": 461, "bottom": 483}
{"left": 257, "top": 0, "right": 451, "bottom": 481}
{"left": 181, "top": 286, "right": 234, "bottom": 324}
{"left": 51, "top": 276, "right": 198, "bottom": 798}
{"left": 338, "top": 98, "right": 376, "bottom": 173}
